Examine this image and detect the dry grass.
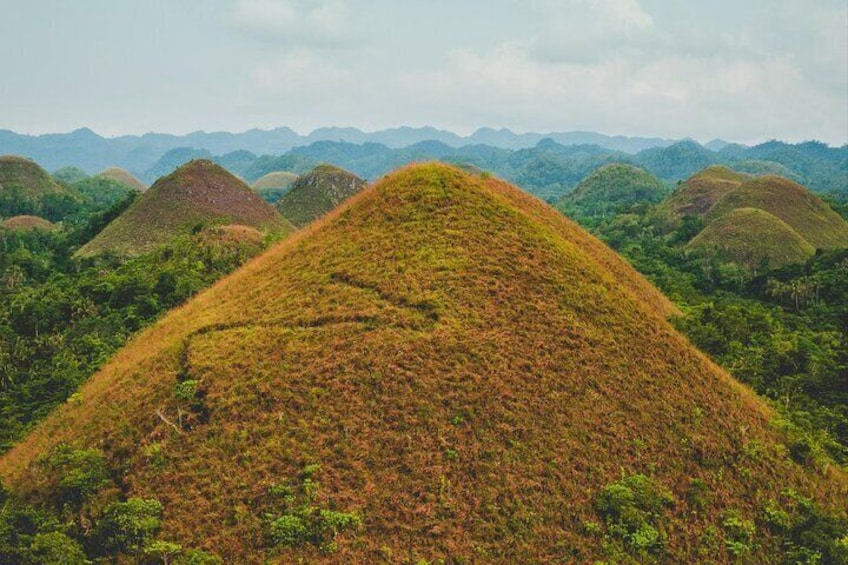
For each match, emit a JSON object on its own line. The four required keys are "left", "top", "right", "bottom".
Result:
{"left": 687, "top": 207, "right": 816, "bottom": 271}
{"left": 0, "top": 214, "right": 56, "bottom": 231}
{"left": 76, "top": 159, "right": 294, "bottom": 258}
{"left": 96, "top": 167, "right": 148, "bottom": 192}
{"left": 2, "top": 163, "right": 844, "bottom": 563}
{"left": 275, "top": 164, "right": 366, "bottom": 227}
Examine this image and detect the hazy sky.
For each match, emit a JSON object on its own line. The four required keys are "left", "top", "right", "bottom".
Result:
{"left": 1, "top": 0, "right": 846, "bottom": 144}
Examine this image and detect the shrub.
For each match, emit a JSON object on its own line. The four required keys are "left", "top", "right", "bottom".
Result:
{"left": 94, "top": 498, "right": 163, "bottom": 555}
{"left": 594, "top": 474, "right": 675, "bottom": 555}
{"left": 28, "top": 532, "right": 89, "bottom": 565}
{"left": 41, "top": 445, "right": 111, "bottom": 509}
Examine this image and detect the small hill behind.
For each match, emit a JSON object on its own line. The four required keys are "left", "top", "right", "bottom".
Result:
{"left": 275, "top": 164, "right": 366, "bottom": 227}
{"left": 252, "top": 171, "right": 298, "bottom": 203}
{"left": 557, "top": 163, "right": 667, "bottom": 219}
{"left": 76, "top": 159, "right": 293, "bottom": 257}
{"left": 0, "top": 156, "right": 84, "bottom": 221}
{"left": 97, "top": 167, "right": 147, "bottom": 192}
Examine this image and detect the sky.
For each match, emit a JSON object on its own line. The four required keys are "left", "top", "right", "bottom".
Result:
{"left": 0, "top": 0, "right": 846, "bottom": 145}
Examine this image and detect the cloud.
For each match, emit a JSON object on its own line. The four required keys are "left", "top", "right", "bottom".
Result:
{"left": 394, "top": 40, "right": 846, "bottom": 144}
{"left": 529, "top": 0, "right": 655, "bottom": 62}
{"left": 231, "top": 0, "right": 358, "bottom": 47}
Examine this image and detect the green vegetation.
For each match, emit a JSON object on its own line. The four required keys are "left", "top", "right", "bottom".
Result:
{"left": 1, "top": 164, "right": 843, "bottom": 563}
{"left": 0, "top": 156, "right": 85, "bottom": 221}
{"left": 0, "top": 446, "right": 220, "bottom": 563}
{"left": 76, "top": 159, "right": 293, "bottom": 257}
{"left": 52, "top": 166, "right": 89, "bottom": 186}
{"left": 70, "top": 176, "right": 140, "bottom": 209}
{"left": 0, "top": 210, "right": 277, "bottom": 451}
{"left": 275, "top": 163, "right": 366, "bottom": 227}
{"left": 566, "top": 165, "right": 848, "bottom": 465}
{"left": 557, "top": 163, "right": 668, "bottom": 222}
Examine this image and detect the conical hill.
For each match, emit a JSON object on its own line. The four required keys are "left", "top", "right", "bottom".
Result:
{"left": 275, "top": 163, "right": 366, "bottom": 227}
{"left": 76, "top": 159, "right": 293, "bottom": 257}
{"left": 2, "top": 164, "right": 843, "bottom": 563}
{"left": 0, "top": 155, "right": 84, "bottom": 220}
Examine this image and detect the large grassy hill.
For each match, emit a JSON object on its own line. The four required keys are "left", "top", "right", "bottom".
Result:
{"left": 1, "top": 164, "right": 844, "bottom": 563}
{"left": 275, "top": 164, "right": 366, "bottom": 227}
{"left": 76, "top": 159, "right": 293, "bottom": 257}
{"left": 0, "top": 155, "right": 84, "bottom": 221}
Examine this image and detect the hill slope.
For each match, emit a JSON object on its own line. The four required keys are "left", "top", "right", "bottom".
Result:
{"left": 2, "top": 164, "right": 843, "bottom": 563}
{"left": 252, "top": 171, "right": 298, "bottom": 203}
{"left": 707, "top": 175, "right": 848, "bottom": 249}
{"left": 687, "top": 207, "right": 816, "bottom": 271}
{"left": 275, "top": 164, "right": 366, "bottom": 227}
{"left": 0, "top": 155, "right": 84, "bottom": 220}
{"left": 558, "top": 163, "right": 666, "bottom": 219}
{"left": 0, "top": 215, "right": 55, "bottom": 231}
{"left": 76, "top": 159, "right": 293, "bottom": 257}
{"left": 97, "top": 167, "right": 147, "bottom": 192}
{"left": 655, "top": 165, "right": 749, "bottom": 228}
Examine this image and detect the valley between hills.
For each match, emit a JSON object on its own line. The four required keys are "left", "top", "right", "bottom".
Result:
{"left": 0, "top": 137, "right": 846, "bottom": 563}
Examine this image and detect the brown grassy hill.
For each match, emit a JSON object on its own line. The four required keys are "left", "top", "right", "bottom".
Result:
{"left": 275, "top": 164, "right": 366, "bottom": 227}
{"left": 97, "top": 167, "right": 147, "bottom": 192}
{"left": 0, "top": 155, "right": 84, "bottom": 220}
{"left": 0, "top": 215, "right": 55, "bottom": 231}
{"left": 76, "top": 159, "right": 294, "bottom": 258}
{"left": 687, "top": 208, "right": 816, "bottom": 271}
{"left": 652, "top": 166, "right": 748, "bottom": 230}
{"left": 707, "top": 175, "right": 848, "bottom": 250}
{"left": 253, "top": 171, "right": 299, "bottom": 203}
{"left": 2, "top": 164, "right": 843, "bottom": 563}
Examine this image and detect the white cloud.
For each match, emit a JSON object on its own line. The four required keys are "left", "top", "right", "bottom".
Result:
{"left": 530, "top": 0, "right": 655, "bottom": 62}
{"left": 232, "top": 0, "right": 357, "bottom": 47}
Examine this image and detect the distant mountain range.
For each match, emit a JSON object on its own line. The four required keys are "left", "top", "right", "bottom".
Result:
{"left": 0, "top": 126, "right": 685, "bottom": 174}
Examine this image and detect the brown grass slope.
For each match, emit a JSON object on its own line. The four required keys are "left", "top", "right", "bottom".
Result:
{"left": 2, "top": 164, "right": 843, "bottom": 563}
{"left": 0, "top": 215, "right": 55, "bottom": 231}
{"left": 0, "top": 155, "right": 83, "bottom": 215}
{"left": 97, "top": 167, "right": 148, "bottom": 192}
{"left": 687, "top": 208, "right": 816, "bottom": 271}
{"left": 707, "top": 175, "right": 848, "bottom": 250}
{"left": 652, "top": 165, "right": 748, "bottom": 230}
{"left": 253, "top": 171, "right": 299, "bottom": 191}
{"left": 275, "top": 163, "right": 366, "bottom": 227}
{"left": 76, "top": 159, "right": 294, "bottom": 257}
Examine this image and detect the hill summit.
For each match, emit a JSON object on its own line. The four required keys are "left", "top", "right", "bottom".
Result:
{"left": 76, "top": 159, "right": 293, "bottom": 257}
{"left": 657, "top": 166, "right": 848, "bottom": 270}
{"left": 2, "top": 164, "right": 843, "bottom": 563}
{"left": 97, "top": 167, "right": 147, "bottom": 192}
{"left": 275, "top": 163, "right": 366, "bottom": 227}
{"left": 558, "top": 163, "right": 667, "bottom": 219}
{"left": 0, "top": 155, "right": 83, "bottom": 221}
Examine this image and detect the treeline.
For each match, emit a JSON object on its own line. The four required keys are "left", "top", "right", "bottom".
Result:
{"left": 574, "top": 203, "right": 848, "bottom": 463}
{"left": 0, "top": 202, "right": 272, "bottom": 452}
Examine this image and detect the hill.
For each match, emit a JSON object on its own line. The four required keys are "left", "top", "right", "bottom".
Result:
{"left": 252, "top": 171, "right": 299, "bottom": 203}
{"left": 76, "top": 159, "right": 293, "bottom": 257}
{"left": 2, "top": 164, "right": 844, "bottom": 563}
{"left": 0, "top": 215, "right": 55, "bottom": 231}
{"left": 655, "top": 166, "right": 749, "bottom": 228}
{"left": 97, "top": 167, "right": 147, "bottom": 192}
{"left": 0, "top": 155, "right": 84, "bottom": 221}
{"left": 557, "top": 163, "right": 667, "bottom": 219}
{"left": 275, "top": 164, "right": 366, "bottom": 227}
{"left": 707, "top": 175, "right": 848, "bottom": 250}
{"left": 686, "top": 208, "right": 816, "bottom": 271}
